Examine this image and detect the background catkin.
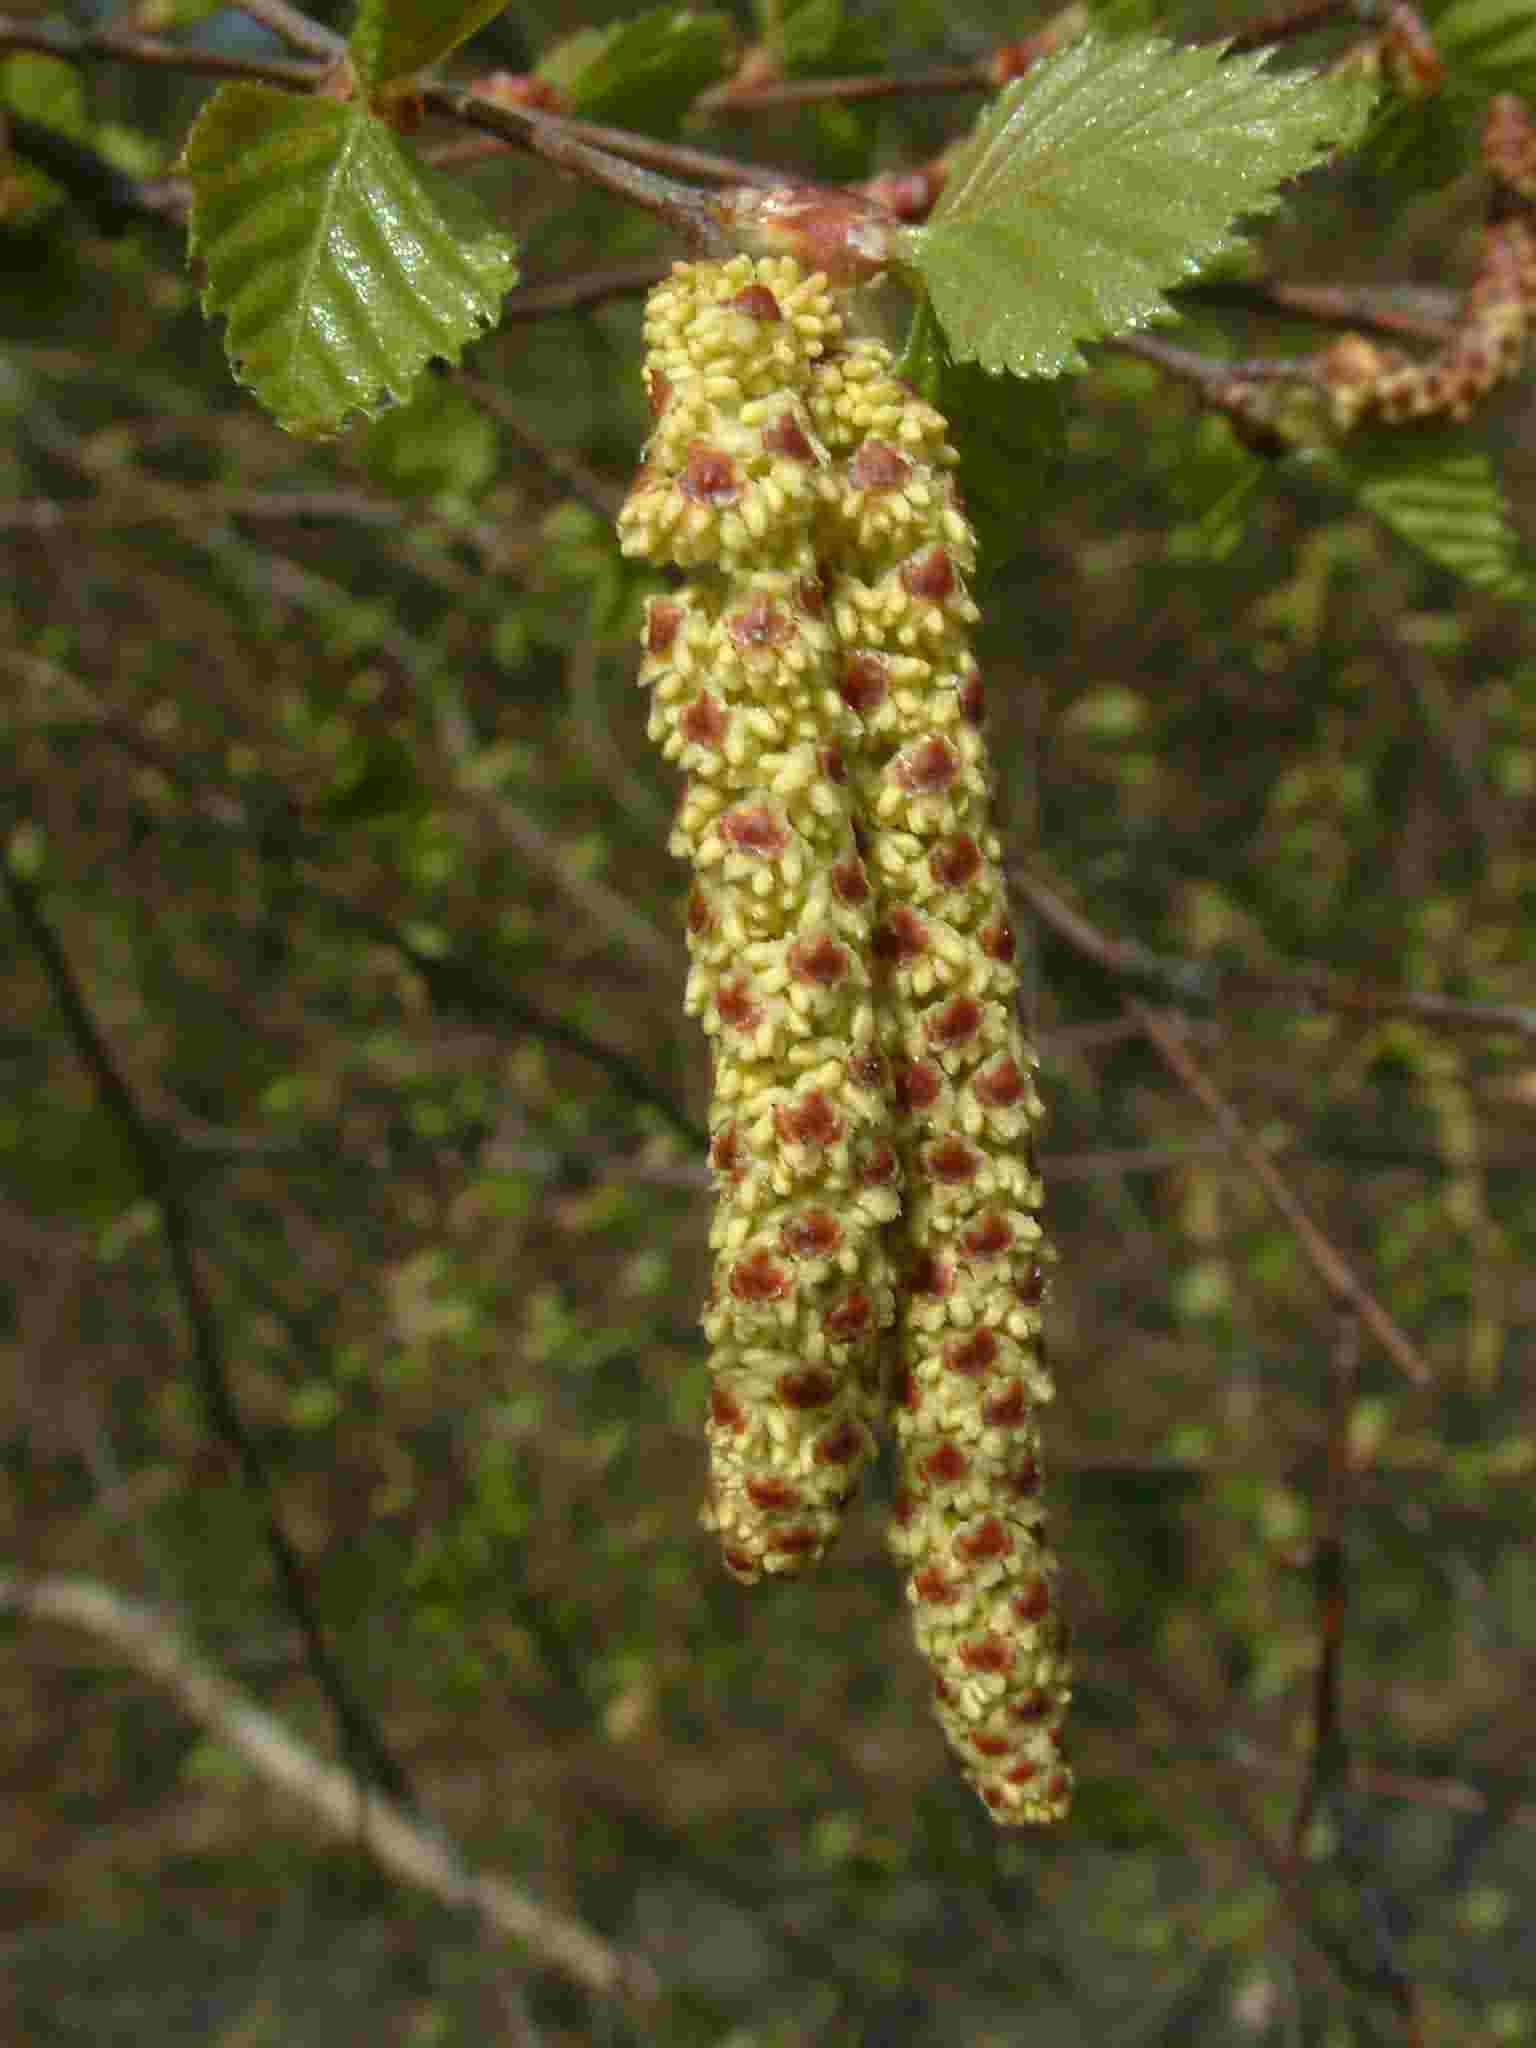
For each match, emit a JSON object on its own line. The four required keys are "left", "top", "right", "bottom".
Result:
{"left": 808, "top": 337, "right": 1073, "bottom": 1824}
{"left": 618, "top": 257, "right": 900, "bottom": 1583}
{"left": 1321, "top": 96, "right": 1536, "bottom": 432}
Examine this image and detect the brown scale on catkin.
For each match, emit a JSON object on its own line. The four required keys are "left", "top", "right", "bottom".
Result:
{"left": 617, "top": 257, "right": 901, "bottom": 1583}
{"left": 807, "top": 340, "right": 1072, "bottom": 1824}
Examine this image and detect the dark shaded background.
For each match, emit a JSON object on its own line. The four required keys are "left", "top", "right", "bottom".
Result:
{"left": 2, "top": 0, "right": 1533, "bottom": 2040}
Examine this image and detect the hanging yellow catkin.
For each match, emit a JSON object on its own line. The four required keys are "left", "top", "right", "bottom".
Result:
{"left": 808, "top": 336, "right": 1073, "bottom": 1824}
{"left": 618, "top": 257, "right": 901, "bottom": 1582}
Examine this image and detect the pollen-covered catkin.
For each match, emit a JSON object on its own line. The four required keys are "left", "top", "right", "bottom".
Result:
{"left": 809, "top": 338, "right": 1073, "bottom": 1824}
{"left": 1322, "top": 95, "right": 1536, "bottom": 433}
{"left": 618, "top": 259, "right": 900, "bottom": 1583}
{"left": 1321, "top": 220, "right": 1529, "bottom": 430}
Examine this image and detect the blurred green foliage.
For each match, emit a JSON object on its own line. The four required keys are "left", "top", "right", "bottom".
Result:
{"left": 2, "top": 0, "right": 1535, "bottom": 2043}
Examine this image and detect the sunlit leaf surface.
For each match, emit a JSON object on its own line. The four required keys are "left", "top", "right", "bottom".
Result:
{"left": 903, "top": 35, "right": 1372, "bottom": 377}
{"left": 185, "top": 86, "right": 517, "bottom": 437}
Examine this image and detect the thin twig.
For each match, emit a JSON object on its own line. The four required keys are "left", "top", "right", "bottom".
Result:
{"left": 419, "top": 86, "right": 734, "bottom": 252}
{"left": 489, "top": 110, "right": 793, "bottom": 191}
{"left": 0, "top": 489, "right": 419, "bottom": 533}
{"left": 1221, "top": 0, "right": 1352, "bottom": 51}
{"left": 235, "top": 0, "right": 344, "bottom": 61}
{"left": 0, "top": 13, "right": 321, "bottom": 87}
{"left": 434, "top": 682, "right": 682, "bottom": 984}
{"left": 424, "top": 121, "right": 790, "bottom": 191}
{"left": 9, "top": 664, "right": 702, "bottom": 1149}
{"left": 1190, "top": 277, "right": 1459, "bottom": 346}
{"left": 495, "top": 265, "right": 663, "bottom": 322}
{"left": 1044, "top": 1136, "right": 1281, "bottom": 1180}
{"left": 1289, "top": 1316, "right": 1360, "bottom": 1860}
{"left": 194, "top": 523, "right": 683, "bottom": 978}
{"left": 2, "top": 859, "right": 423, "bottom": 1809}
{"left": 311, "top": 890, "right": 705, "bottom": 1149}
{"left": 2, "top": 113, "right": 181, "bottom": 232}
{"left": 1017, "top": 868, "right": 1536, "bottom": 1043}
{"left": 0, "top": 18, "right": 772, "bottom": 229}
{"left": 1130, "top": 1003, "right": 1433, "bottom": 1388}
{"left": 698, "top": 63, "right": 986, "bottom": 112}
{"left": 1272, "top": 1315, "right": 1427, "bottom": 2034}
{"left": 1117, "top": 331, "right": 1320, "bottom": 389}
{"left": 1016, "top": 867, "right": 1214, "bottom": 994}
{"left": 561, "top": 633, "right": 675, "bottom": 839}
{"left": 0, "top": 1571, "right": 659, "bottom": 2006}
{"left": 462, "top": 375, "right": 625, "bottom": 522}
{"left": 1073, "top": 1577, "right": 1400, "bottom": 2017}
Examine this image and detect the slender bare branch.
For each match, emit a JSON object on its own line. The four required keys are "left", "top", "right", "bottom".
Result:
{"left": 0, "top": 489, "right": 428, "bottom": 533}
{"left": 462, "top": 375, "right": 625, "bottom": 522}
{"left": 0, "top": 12, "right": 321, "bottom": 87}
{"left": 1290, "top": 1317, "right": 1360, "bottom": 1859}
{"left": 1130, "top": 1003, "right": 1433, "bottom": 1388}
{"left": 1221, "top": 0, "right": 1352, "bottom": 51}
{"left": 2, "top": 859, "right": 422, "bottom": 1807}
{"left": 1072, "top": 1576, "right": 1395, "bottom": 2017}
{"left": 425, "top": 118, "right": 791, "bottom": 191}
{"left": 418, "top": 86, "right": 735, "bottom": 252}
{"left": 234, "top": 0, "right": 344, "bottom": 61}
{"left": 699, "top": 63, "right": 987, "bottom": 112}
{"left": 1018, "top": 868, "right": 1536, "bottom": 1043}
{"left": 0, "top": 1571, "right": 659, "bottom": 2006}
{"left": 1190, "top": 277, "right": 1459, "bottom": 345}
{"left": 310, "top": 889, "right": 705, "bottom": 1148}
{"left": 1117, "top": 331, "right": 1321, "bottom": 389}
{"left": 495, "top": 265, "right": 664, "bottom": 321}
{"left": 491, "top": 110, "right": 793, "bottom": 191}
{"left": 0, "top": 14, "right": 765, "bottom": 231}
{"left": 1285, "top": 1317, "right": 1426, "bottom": 2037}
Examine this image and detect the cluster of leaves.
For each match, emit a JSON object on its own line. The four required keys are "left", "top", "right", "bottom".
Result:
{"left": 180, "top": 2, "right": 1368, "bottom": 430}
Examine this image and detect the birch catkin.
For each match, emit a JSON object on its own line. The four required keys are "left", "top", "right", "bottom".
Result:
{"left": 809, "top": 339, "right": 1074, "bottom": 1824}
{"left": 618, "top": 258, "right": 900, "bottom": 1583}
{"left": 1321, "top": 97, "right": 1536, "bottom": 433}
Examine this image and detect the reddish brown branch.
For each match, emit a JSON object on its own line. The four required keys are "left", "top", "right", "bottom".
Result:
{"left": 1129, "top": 1004, "right": 1433, "bottom": 1389}
{"left": 1222, "top": 0, "right": 1352, "bottom": 52}
{"left": 698, "top": 63, "right": 986, "bottom": 112}
{"left": 495, "top": 265, "right": 663, "bottom": 320}
{"left": 419, "top": 86, "right": 734, "bottom": 251}
{"left": 234, "top": 0, "right": 343, "bottom": 62}
{"left": 0, "top": 10, "right": 320, "bottom": 85}
{"left": 1017, "top": 869, "right": 1536, "bottom": 1045}
{"left": 458, "top": 89, "right": 795, "bottom": 190}
{"left": 1192, "top": 278, "right": 1459, "bottom": 346}
{"left": 1289, "top": 1317, "right": 1360, "bottom": 1860}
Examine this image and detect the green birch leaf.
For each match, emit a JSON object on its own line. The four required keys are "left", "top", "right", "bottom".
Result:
{"left": 537, "top": 9, "right": 735, "bottom": 132}
{"left": 1433, "top": 0, "right": 1536, "bottom": 98}
{"left": 1089, "top": 0, "right": 1165, "bottom": 30}
{"left": 772, "top": 0, "right": 848, "bottom": 70}
{"left": 351, "top": 0, "right": 513, "bottom": 89}
{"left": 1321, "top": 427, "right": 1531, "bottom": 600}
{"left": 901, "top": 35, "right": 1373, "bottom": 379}
{"left": 1352, "top": 83, "right": 1475, "bottom": 190}
{"left": 1, "top": 53, "right": 87, "bottom": 139}
{"left": 764, "top": 0, "right": 883, "bottom": 75}
{"left": 1, "top": 53, "right": 88, "bottom": 217}
{"left": 131, "top": 0, "right": 231, "bottom": 25}
{"left": 357, "top": 378, "right": 498, "bottom": 498}
{"left": 184, "top": 85, "right": 517, "bottom": 438}
{"left": 2, "top": 55, "right": 159, "bottom": 228}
